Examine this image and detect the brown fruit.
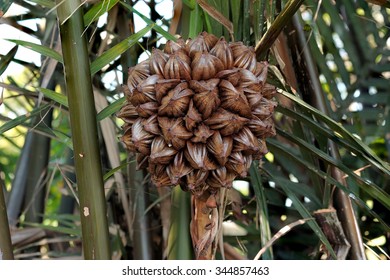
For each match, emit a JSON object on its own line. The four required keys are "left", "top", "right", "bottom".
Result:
{"left": 119, "top": 32, "right": 276, "bottom": 194}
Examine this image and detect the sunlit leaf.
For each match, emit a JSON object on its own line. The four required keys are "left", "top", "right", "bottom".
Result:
{"left": 83, "top": 0, "right": 120, "bottom": 27}
{"left": 119, "top": 2, "right": 177, "bottom": 42}
{"left": 38, "top": 87, "right": 68, "bottom": 107}
{"left": 0, "top": 103, "right": 52, "bottom": 134}
{"left": 90, "top": 25, "right": 153, "bottom": 75}
{"left": 6, "top": 39, "right": 63, "bottom": 63}
{"left": 97, "top": 97, "right": 125, "bottom": 121}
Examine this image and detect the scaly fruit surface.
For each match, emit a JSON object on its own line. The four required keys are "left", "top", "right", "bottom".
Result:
{"left": 118, "top": 32, "right": 276, "bottom": 200}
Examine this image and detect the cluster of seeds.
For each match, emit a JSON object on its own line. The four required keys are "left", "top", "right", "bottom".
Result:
{"left": 118, "top": 32, "right": 276, "bottom": 201}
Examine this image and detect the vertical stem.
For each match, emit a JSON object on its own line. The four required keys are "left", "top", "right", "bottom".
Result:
{"left": 0, "top": 181, "right": 13, "bottom": 260}
{"left": 6, "top": 132, "right": 34, "bottom": 227}
{"left": 250, "top": 163, "right": 274, "bottom": 259}
{"left": 23, "top": 108, "right": 52, "bottom": 224}
{"left": 56, "top": 0, "right": 111, "bottom": 259}
{"left": 128, "top": 160, "right": 153, "bottom": 260}
{"left": 167, "top": 187, "right": 192, "bottom": 260}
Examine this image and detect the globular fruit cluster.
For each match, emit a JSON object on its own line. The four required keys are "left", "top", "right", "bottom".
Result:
{"left": 118, "top": 31, "right": 276, "bottom": 198}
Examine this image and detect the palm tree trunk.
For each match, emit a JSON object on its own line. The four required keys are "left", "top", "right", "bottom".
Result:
{"left": 56, "top": 0, "right": 111, "bottom": 259}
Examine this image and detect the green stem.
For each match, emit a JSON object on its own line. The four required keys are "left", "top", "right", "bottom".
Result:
{"left": 167, "top": 187, "right": 192, "bottom": 260}
{"left": 0, "top": 182, "right": 14, "bottom": 260}
{"left": 56, "top": 0, "right": 111, "bottom": 259}
{"left": 255, "top": 0, "right": 304, "bottom": 58}
{"left": 250, "top": 163, "right": 274, "bottom": 260}
{"left": 128, "top": 160, "right": 153, "bottom": 260}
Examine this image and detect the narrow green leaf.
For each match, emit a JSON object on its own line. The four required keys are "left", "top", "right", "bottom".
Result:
{"left": 282, "top": 184, "right": 337, "bottom": 259}
{"left": 250, "top": 163, "right": 274, "bottom": 260}
{"left": 0, "top": 45, "right": 18, "bottom": 76}
{"left": 276, "top": 128, "right": 390, "bottom": 210}
{"left": 22, "top": 222, "right": 81, "bottom": 236}
{"left": 103, "top": 159, "right": 132, "bottom": 181}
{"left": 276, "top": 104, "right": 387, "bottom": 177}
{"left": 242, "top": 0, "right": 250, "bottom": 44}
{"left": 0, "top": 103, "right": 52, "bottom": 134}
{"left": 97, "top": 96, "right": 125, "bottom": 121}
{"left": 84, "top": 0, "right": 120, "bottom": 27}
{"left": 265, "top": 169, "right": 337, "bottom": 259}
{"left": 52, "top": 129, "right": 73, "bottom": 150}
{"left": 6, "top": 39, "right": 63, "bottom": 63}
{"left": 38, "top": 87, "right": 68, "bottom": 107}
{"left": 189, "top": 4, "right": 204, "bottom": 38}
{"left": 279, "top": 90, "right": 390, "bottom": 176}
{"left": 182, "top": 0, "right": 196, "bottom": 9}
{"left": 43, "top": 213, "right": 80, "bottom": 222}
{"left": 230, "top": 0, "right": 242, "bottom": 41}
{"left": 119, "top": 2, "right": 177, "bottom": 42}
{"left": 267, "top": 140, "right": 390, "bottom": 232}
{"left": 90, "top": 25, "right": 153, "bottom": 75}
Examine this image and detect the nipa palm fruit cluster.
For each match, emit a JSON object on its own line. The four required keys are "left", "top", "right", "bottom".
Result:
{"left": 118, "top": 32, "right": 276, "bottom": 202}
